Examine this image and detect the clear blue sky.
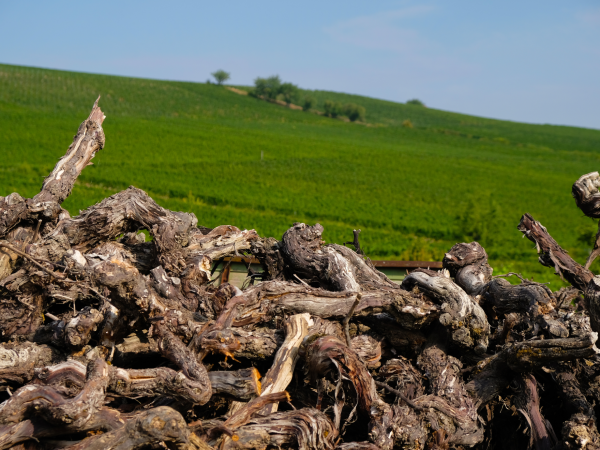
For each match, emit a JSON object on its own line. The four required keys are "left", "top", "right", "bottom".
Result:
{"left": 1, "top": 1, "right": 598, "bottom": 129}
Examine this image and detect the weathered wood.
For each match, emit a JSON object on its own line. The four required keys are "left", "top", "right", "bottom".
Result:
{"left": 258, "top": 313, "right": 311, "bottom": 414}
{"left": 443, "top": 241, "right": 493, "bottom": 295}
{"left": 0, "top": 358, "right": 108, "bottom": 427}
{"left": 221, "top": 408, "right": 337, "bottom": 450}
{"left": 238, "top": 280, "right": 439, "bottom": 330}
{"left": 0, "top": 408, "right": 125, "bottom": 450}
{"left": 60, "top": 406, "right": 197, "bottom": 450}
{"left": 402, "top": 269, "right": 490, "bottom": 353}
{"left": 416, "top": 330, "right": 484, "bottom": 446}
{"left": 5, "top": 101, "right": 600, "bottom": 449}
{"left": 0, "top": 99, "right": 105, "bottom": 238}
{"left": 281, "top": 222, "right": 397, "bottom": 291}
{"left": 554, "top": 369, "right": 600, "bottom": 449}
{"left": 0, "top": 342, "right": 60, "bottom": 386}
{"left": 518, "top": 213, "right": 593, "bottom": 291}
{"left": 208, "top": 368, "right": 262, "bottom": 401}
{"left": 151, "top": 320, "right": 212, "bottom": 405}
{"left": 572, "top": 172, "right": 600, "bottom": 269}
{"left": 306, "top": 335, "right": 394, "bottom": 450}
{"left": 514, "top": 374, "right": 554, "bottom": 450}
{"left": 209, "top": 391, "right": 290, "bottom": 445}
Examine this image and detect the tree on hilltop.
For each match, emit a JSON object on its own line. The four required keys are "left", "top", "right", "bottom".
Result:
{"left": 211, "top": 70, "right": 230, "bottom": 85}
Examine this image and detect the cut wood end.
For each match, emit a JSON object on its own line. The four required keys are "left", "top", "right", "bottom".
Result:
{"left": 252, "top": 367, "right": 262, "bottom": 395}
{"left": 88, "top": 95, "right": 106, "bottom": 125}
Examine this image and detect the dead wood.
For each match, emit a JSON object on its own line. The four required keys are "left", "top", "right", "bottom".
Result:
{"left": 402, "top": 269, "right": 490, "bottom": 353}
{"left": 221, "top": 408, "right": 337, "bottom": 450}
{"left": 0, "top": 98, "right": 105, "bottom": 238}
{"left": 518, "top": 213, "right": 593, "bottom": 291}
{"left": 6, "top": 99, "right": 600, "bottom": 449}
{"left": 60, "top": 406, "right": 198, "bottom": 450}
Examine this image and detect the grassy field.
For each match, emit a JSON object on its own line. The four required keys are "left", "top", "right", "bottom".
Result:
{"left": 1, "top": 63, "right": 600, "bottom": 289}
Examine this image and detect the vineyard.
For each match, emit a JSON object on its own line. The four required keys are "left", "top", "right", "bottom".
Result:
{"left": 2, "top": 64, "right": 600, "bottom": 290}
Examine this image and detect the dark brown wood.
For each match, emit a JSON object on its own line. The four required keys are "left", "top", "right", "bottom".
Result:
{"left": 0, "top": 358, "right": 108, "bottom": 427}
{"left": 306, "top": 335, "right": 394, "bottom": 449}
{"left": 60, "top": 406, "right": 198, "bottom": 450}
{"left": 518, "top": 213, "right": 593, "bottom": 291}
{"left": 221, "top": 408, "right": 337, "bottom": 450}
{"left": 151, "top": 320, "right": 212, "bottom": 405}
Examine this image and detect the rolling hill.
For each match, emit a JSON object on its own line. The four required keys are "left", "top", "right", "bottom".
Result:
{"left": 1, "top": 63, "right": 599, "bottom": 289}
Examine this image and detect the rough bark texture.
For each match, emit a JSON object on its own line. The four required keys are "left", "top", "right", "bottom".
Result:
{"left": 518, "top": 213, "right": 593, "bottom": 291}
{"left": 4, "top": 99, "right": 600, "bottom": 449}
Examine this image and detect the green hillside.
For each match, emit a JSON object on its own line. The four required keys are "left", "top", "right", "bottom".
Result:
{"left": 1, "top": 63, "right": 599, "bottom": 289}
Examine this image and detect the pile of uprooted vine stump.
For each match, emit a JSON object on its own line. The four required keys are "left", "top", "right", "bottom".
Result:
{"left": 2, "top": 99, "right": 600, "bottom": 450}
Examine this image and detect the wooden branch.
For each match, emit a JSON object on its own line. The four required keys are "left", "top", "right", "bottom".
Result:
{"left": 585, "top": 276, "right": 600, "bottom": 334}
{"left": 53, "top": 186, "right": 198, "bottom": 267}
{"left": 0, "top": 99, "right": 105, "bottom": 238}
{"left": 554, "top": 370, "right": 600, "bottom": 449}
{"left": 402, "top": 269, "right": 490, "bottom": 353}
{"left": 518, "top": 213, "right": 593, "bottom": 291}
{"left": 281, "top": 222, "right": 397, "bottom": 291}
{"left": 482, "top": 277, "right": 553, "bottom": 315}
{"left": 416, "top": 332, "right": 483, "bottom": 446}
{"left": 0, "top": 342, "right": 59, "bottom": 386}
{"left": 258, "top": 313, "right": 311, "bottom": 415}
{"left": 33, "top": 359, "right": 252, "bottom": 404}
{"left": 505, "top": 333, "right": 599, "bottom": 371}
{"left": 60, "top": 406, "right": 198, "bottom": 450}
{"left": 572, "top": 172, "right": 600, "bottom": 218}
{"left": 152, "top": 321, "right": 212, "bottom": 405}
{"left": 343, "top": 293, "right": 361, "bottom": 346}
{"left": 0, "top": 408, "right": 125, "bottom": 450}
{"left": 209, "top": 392, "right": 290, "bottom": 443}
{"left": 221, "top": 408, "right": 336, "bottom": 450}
{"left": 514, "top": 374, "right": 554, "bottom": 450}
{"left": 572, "top": 172, "right": 600, "bottom": 268}
{"left": 238, "top": 280, "right": 439, "bottom": 330}
{"left": 306, "top": 335, "right": 394, "bottom": 450}
{"left": 35, "top": 97, "right": 106, "bottom": 207}
{"left": 443, "top": 241, "right": 493, "bottom": 295}
{"left": 467, "top": 333, "right": 600, "bottom": 407}
{"left": 0, "top": 358, "right": 108, "bottom": 427}
{"left": 208, "top": 368, "right": 262, "bottom": 401}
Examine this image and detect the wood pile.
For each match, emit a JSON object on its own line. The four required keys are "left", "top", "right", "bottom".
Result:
{"left": 1, "top": 99, "right": 600, "bottom": 449}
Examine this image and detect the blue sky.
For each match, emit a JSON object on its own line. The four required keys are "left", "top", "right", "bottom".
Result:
{"left": 1, "top": 1, "right": 598, "bottom": 128}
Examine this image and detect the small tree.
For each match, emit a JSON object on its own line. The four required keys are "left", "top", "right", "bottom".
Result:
{"left": 406, "top": 98, "right": 425, "bottom": 107}
{"left": 211, "top": 70, "right": 230, "bottom": 85}
{"left": 279, "top": 82, "right": 300, "bottom": 105}
{"left": 253, "top": 75, "right": 281, "bottom": 99}
{"left": 343, "top": 103, "right": 366, "bottom": 122}
{"left": 324, "top": 100, "right": 343, "bottom": 118}
{"left": 302, "top": 95, "right": 315, "bottom": 111}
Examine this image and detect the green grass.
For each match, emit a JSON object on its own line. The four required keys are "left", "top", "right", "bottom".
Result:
{"left": 1, "top": 63, "right": 600, "bottom": 290}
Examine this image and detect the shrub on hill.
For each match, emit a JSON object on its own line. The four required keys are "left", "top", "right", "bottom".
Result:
{"left": 343, "top": 103, "right": 366, "bottom": 122}
{"left": 279, "top": 82, "right": 300, "bottom": 105}
{"left": 252, "top": 75, "right": 282, "bottom": 99}
{"left": 302, "top": 95, "right": 315, "bottom": 111}
{"left": 324, "top": 100, "right": 343, "bottom": 118}
{"left": 406, "top": 99, "right": 425, "bottom": 107}
{"left": 402, "top": 119, "right": 414, "bottom": 128}
{"left": 211, "top": 70, "right": 230, "bottom": 85}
